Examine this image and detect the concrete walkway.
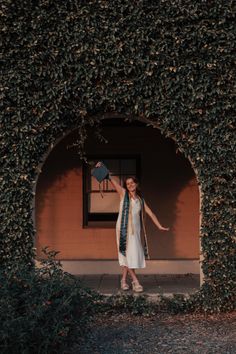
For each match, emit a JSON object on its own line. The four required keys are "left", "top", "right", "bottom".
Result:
{"left": 78, "top": 274, "right": 200, "bottom": 297}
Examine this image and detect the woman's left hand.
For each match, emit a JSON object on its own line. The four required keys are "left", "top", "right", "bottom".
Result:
{"left": 159, "top": 226, "right": 170, "bottom": 231}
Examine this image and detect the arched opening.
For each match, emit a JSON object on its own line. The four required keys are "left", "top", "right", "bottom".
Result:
{"left": 35, "top": 118, "right": 200, "bottom": 280}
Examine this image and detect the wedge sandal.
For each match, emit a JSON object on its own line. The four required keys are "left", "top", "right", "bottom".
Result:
{"left": 132, "top": 281, "right": 143, "bottom": 292}
{"left": 120, "top": 279, "right": 129, "bottom": 291}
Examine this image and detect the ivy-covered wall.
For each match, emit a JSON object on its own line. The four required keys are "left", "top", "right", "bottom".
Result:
{"left": 1, "top": 0, "right": 235, "bottom": 311}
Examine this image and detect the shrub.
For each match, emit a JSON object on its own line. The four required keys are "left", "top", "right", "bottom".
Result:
{"left": 101, "top": 293, "right": 156, "bottom": 316}
{"left": 0, "top": 248, "right": 101, "bottom": 354}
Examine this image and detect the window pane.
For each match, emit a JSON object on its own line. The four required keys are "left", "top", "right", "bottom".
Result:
{"left": 121, "top": 159, "right": 136, "bottom": 174}
{"left": 103, "top": 159, "right": 120, "bottom": 174}
{"left": 89, "top": 192, "right": 120, "bottom": 212}
{"left": 91, "top": 176, "right": 101, "bottom": 190}
{"left": 91, "top": 178, "right": 113, "bottom": 192}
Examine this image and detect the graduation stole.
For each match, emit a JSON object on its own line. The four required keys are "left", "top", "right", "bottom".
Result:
{"left": 119, "top": 190, "right": 150, "bottom": 259}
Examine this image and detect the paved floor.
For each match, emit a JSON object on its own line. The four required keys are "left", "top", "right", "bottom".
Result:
{"left": 78, "top": 274, "right": 200, "bottom": 296}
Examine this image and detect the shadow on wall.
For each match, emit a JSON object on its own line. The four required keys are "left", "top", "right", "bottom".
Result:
{"left": 115, "top": 123, "right": 200, "bottom": 260}
{"left": 35, "top": 142, "right": 82, "bottom": 251}
{"left": 143, "top": 147, "right": 199, "bottom": 260}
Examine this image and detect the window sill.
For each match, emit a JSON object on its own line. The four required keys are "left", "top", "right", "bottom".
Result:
{"left": 83, "top": 221, "right": 116, "bottom": 229}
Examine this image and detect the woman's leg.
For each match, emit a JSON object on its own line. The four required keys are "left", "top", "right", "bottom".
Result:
{"left": 121, "top": 266, "right": 128, "bottom": 282}
{"left": 120, "top": 266, "right": 130, "bottom": 290}
{"left": 127, "top": 268, "right": 140, "bottom": 284}
{"left": 127, "top": 268, "right": 143, "bottom": 292}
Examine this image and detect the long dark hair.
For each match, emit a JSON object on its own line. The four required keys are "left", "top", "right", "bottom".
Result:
{"left": 123, "top": 176, "right": 142, "bottom": 198}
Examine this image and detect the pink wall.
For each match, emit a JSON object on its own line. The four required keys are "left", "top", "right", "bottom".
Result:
{"left": 36, "top": 124, "right": 199, "bottom": 260}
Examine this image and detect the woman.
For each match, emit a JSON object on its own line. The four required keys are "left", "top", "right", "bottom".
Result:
{"left": 96, "top": 163, "right": 169, "bottom": 292}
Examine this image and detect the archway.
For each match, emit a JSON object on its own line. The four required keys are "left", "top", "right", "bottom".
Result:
{"left": 35, "top": 118, "right": 200, "bottom": 279}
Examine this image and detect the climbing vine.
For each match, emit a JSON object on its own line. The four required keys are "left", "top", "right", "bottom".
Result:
{"left": 1, "top": 0, "right": 235, "bottom": 311}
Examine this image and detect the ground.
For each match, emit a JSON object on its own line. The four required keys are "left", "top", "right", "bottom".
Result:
{"left": 74, "top": 311, "right": 236, "bottom": 354}
{"left": 79, "top": 274, "right": 200, "bottom": 296}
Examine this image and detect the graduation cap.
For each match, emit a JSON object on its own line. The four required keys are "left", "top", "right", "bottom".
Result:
{"left": 91, "top": 162, "right": 110, "bottom": 183}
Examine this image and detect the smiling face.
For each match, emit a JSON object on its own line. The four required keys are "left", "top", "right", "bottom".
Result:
{"left": 125, "top": 178, "right": 137, "bottom": 193}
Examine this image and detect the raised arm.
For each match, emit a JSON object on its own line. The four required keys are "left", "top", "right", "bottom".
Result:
{"left": 144, "top": 202, "right": 169, "bottom": 231}
{"left": 109, "top": 176, "right": 125, "bottom": 198}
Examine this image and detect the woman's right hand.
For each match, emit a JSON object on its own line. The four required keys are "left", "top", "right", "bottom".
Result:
{"left": 95, "top": 161, "right": 102, "bottom": 168}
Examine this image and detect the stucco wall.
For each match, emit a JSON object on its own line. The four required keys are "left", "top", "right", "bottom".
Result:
{"left": 36, "top": 124, "right": 199, "bottom": 260}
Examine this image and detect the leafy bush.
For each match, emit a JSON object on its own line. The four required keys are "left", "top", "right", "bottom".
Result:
{"left": 0, "top": 248, "right": 101, "bottom": 354}
{"left": 99, "top": 293, "right": 192, "bottom": 316}
{"left": 158, "top": 294, "right": 189, "bottom": 315}
{"left": 102, "top": 294, "right": 155, "bottom": 316}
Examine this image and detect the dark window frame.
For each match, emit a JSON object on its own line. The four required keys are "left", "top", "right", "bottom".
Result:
{"left": 82, "top": 154, "right": 141, "bottom": 227}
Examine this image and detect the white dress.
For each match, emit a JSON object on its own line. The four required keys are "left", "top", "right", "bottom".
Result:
{"left": 116, "top": 196, "right": 146, "bottom": 269}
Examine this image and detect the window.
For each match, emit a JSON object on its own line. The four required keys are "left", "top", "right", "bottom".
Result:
{"left": 83, "top": 156, "right": 140, "bottom": 227}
